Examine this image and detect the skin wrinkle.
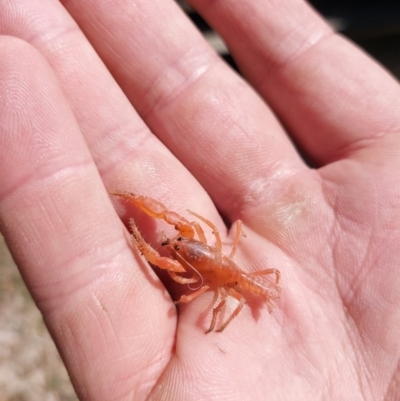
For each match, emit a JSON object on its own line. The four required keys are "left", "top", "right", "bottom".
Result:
{"left": 324, "top": 198, "right": 380, "bottom": 331}
{"left": 288, "top": 340, "right": 323, "bottom": 397}
{"left": 84, "top": 2, "right": 217, "bottom": 117}
{"left": 384, "top": 361, "right": 400, "bottom": 401}
{"left": 8, "top": 178, "right": 87, "bottom": 235}
{"left": 210, "top": 111, "right": 284, "bottom": 177}
{"left": 147, "top": 362, "right": 176, "bottom": 401}
{"left": 340, "top": 301, "right": 373, "bottom": 401}
{"left": 14, "top": 172, "right": 131, "bottom": 311}
{"left": 346, "top": 231, "right": 376, "bottom": 300}
{"left": 34, "top": 256, "right": 117, "bottom": 314}
{"left": 0, "top": 148, "right": 75, "bottom": 200}
{"left": 82, "top": 307, "right": 163, "bottom": 401}
{"left": 325, "top": 195, "right": 387, "bottom": 400}
{"left": 3, "top": 1, "right": 79, "bottom": 51}
{"left": 322, "top": 164, "right": 389, "bottom": 311}
{"left": 139, "top": 47, "right": 218, "bottom": 120}
{"left": 295, "top": 171, "right": 378, "bottom": 399}
{"left": 316, "top": 318, "right": 363, "bottom": 400}
{"left": 54, "top": 315, "right": 92, "bottom": 400}
{"left": 279, "top": 289, "right": 329, "bottom": 371}
{"left": 1, "top": 210, "right": 104, "bottom": 305}
{"left": 339, "top": 245, "right": 400, "bottom": 399}
{"left": 29, "top": 20, "right": 80, "bottom": 53}
{"left": 168, "top": 85, "right": 281, "bottom": 186}
{"left": 60, "top": 309, "right": 104, "bottom": 400}
{"left": 87, "top": 291, "right": 163, "bottom": 368}
{"left": 58, "top": 277, "right": 169, "bottom": 401}
{"left": 257, "top": 27, "right": 335, "bottom": 91}
{"left": 197, "top": 0, "right": 332, "bottom": 78}
{"left": 0, "top": 72, "right": 94, "bottom": 199}
{"left": 332, "top": 219, "right": 374, "bottom": 297}
{"left": 107, "top": 341, "right": 169, "bottom": 396}
{"left": 98, "top": 123, "right": 153, "bottom": 179}
{"left": 304, "top": 215, "right": 341, "bottom": 297}
{"left": 330, "top": 116, "right": 400, "bottom": 164}
{"left": 334, "top": 138, "right": 381, "bottom": 164}
{"left": 85, "top": 299, "right": 113, "bottom": 351}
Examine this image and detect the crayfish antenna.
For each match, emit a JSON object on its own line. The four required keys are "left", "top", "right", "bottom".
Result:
{"left": 174, "top": 251, "right": 204, "bottom": 290}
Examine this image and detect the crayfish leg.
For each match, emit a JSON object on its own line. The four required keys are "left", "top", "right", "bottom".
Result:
{"left": 247, "top": 268, "right": 280, "bottom": 284}
{"left": 206, "top": 287, "right": 229, "bottom": 334}
{"left": 215, "top": 288, "right": 245, "bottom": 333}
{"left": 129, "top": 219, "right": 185, "bottom": 273}
{"left": 174, "top": 285, "right": 210, "bottom": 305}
{"left": 228, "top": 220, "right": 246, "bottom": 259}
{"left": 188, "top": 210, "right": 222, "bottom": 250}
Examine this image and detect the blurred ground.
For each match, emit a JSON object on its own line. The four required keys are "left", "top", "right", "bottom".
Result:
{"left": 0, "top": 236, "right": 78, "bottom": 401}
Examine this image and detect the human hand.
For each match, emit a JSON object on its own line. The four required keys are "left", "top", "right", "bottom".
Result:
{"left": 1, "top": 1, "right": 399, "bottom": 400}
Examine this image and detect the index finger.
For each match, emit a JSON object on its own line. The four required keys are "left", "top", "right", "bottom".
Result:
{"left": 0, "top": 38, "right": 173, "bottom": 401}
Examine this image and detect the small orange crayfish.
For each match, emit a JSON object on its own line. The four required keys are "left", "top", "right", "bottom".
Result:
{"left": 110, "top": 191, "right": 280, "bottom": 333}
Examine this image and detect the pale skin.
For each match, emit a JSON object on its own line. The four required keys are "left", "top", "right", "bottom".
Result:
{"left": 0, "top": 0, "right": 400, "bottom": 400}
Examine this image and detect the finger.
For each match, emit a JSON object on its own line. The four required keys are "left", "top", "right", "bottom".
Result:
{"left": 60, "top": 0, "right": 307, "bottom": 219}
{"left": 0, "top": 0, "right": 220, "bottom": 226}
{"left": 0, "top": 38, "right": 173, "bottom": 401}
{"left": 189, "top": 0, "right": 400, "bottom": 165}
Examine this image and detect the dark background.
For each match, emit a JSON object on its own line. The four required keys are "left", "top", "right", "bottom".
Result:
{"left": 180, "top": 0, "right": 400, "bottom": 78}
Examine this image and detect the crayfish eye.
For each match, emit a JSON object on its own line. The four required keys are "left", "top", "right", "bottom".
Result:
{"left": 174, "top": 245, "right": 180, "bottom": 251}
{"left": 177, "top": 237, "right": 183, "bottom": 241}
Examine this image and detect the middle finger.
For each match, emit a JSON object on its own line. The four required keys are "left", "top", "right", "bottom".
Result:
{"left": 60, "top": 0, "right": 306, "bottom": 218}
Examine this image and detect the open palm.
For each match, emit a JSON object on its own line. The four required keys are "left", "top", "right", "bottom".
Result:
{"left": 1, "top": 0, "right": 399, "bottom": 400}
